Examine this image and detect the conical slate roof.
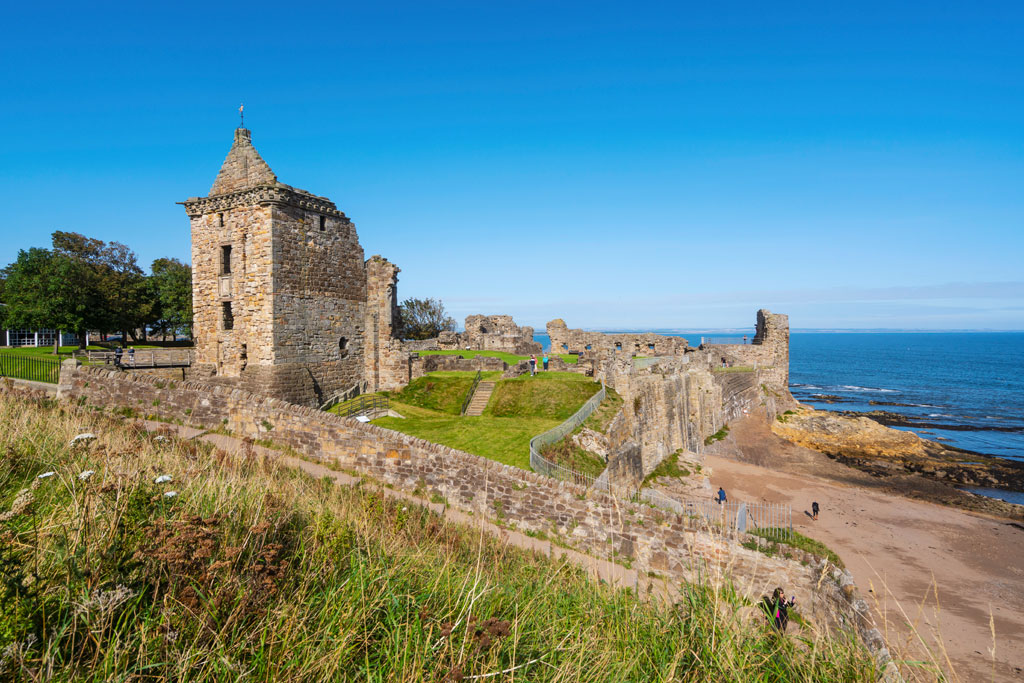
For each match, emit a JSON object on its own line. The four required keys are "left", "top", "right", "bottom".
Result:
{"left": 208, "top": 128, "right": 277, "bottom": 196}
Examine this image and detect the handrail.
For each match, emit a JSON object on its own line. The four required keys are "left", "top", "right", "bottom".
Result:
{"left": 0, "top": 353, "right": 65, "bottom": 384}
{"left": 700, "top": 337, "right": 762, "bottom": 346}
{"left": 638, "top": 487, "right": 792, "bottom": 541}
{"left": 527, "top": 382, "right": 641, "bottom": 497}
{"left": 331, "top": 394, "right": 390, "bottom": 419}
{"left": 460, "top": 370, "right": 483, "bottom": 416}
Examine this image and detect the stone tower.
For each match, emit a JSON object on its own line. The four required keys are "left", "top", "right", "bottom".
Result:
{"left": 182, "top": 126, "right": 382, "bottom": 406}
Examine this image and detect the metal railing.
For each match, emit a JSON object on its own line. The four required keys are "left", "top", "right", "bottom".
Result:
{"left": 0, "top": 353, "right": 64, "bottom": 384}
{"left": 639, "top": 487, "right": 791, "bottom": 540}
{"left": 529, "top": 383, "right": 635, "bottom": 493}
{"left": 75, "top": 349, "right": 192, "bottom": 368}
{"left": 460, "top": 370, "right": 483, "bottom": 415}
{"left": 331, "top": 394, "right": 390, "bottom": 419}
{"left": 700, "top": 336, "right": 762, "bottom": 346}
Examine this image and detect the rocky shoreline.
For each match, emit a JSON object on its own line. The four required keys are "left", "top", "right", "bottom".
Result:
{"left": 772, "top": 406, "right": 1024, "bottom": 521}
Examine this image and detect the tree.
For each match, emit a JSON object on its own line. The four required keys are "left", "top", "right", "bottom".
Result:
{"left": 398, "top": 297, "right": 456, "bottom": 340}
{"left": 2, "top": 248, "right": 95, "bottom": 353}
{"left": 150, "top": 258, "right": 192, "bottom": 340}
{"left": 51, "top": 231, "right": 153, "bottom": 344}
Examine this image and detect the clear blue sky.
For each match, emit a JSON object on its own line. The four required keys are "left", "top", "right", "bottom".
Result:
{"left": 1, "top": 1, "right": 1021, "bottom": 330}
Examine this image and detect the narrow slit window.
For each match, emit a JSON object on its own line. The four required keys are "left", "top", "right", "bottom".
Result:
{"left": 217, "top": 212, "right": 224, "bottom": 227}
{"left": 221, "top": 245, "right": 232, "bottom": 275}
{"left": 319, "top": 215, "right": 326, "bottom": 231}
{"left": 222, "top": 302, "right": 234, "bottom": 330}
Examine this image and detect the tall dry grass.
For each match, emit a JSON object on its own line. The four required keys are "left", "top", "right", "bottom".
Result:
{"left": 0, "top": 389, "right": 878, "bottom": 681}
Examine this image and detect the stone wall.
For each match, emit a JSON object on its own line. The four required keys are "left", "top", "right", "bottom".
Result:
{"left": 182, "top": 127, "right": 408, "bottom": 407}
{"left": 410, "top": 354, "right": 506, "bottom": 380}
{"left": 546, "top": 319, "right": 689, "bottom": 360}
{"left": 437, "top": 315, "right": 541, "bottom": 354}
{"left": 702, "top": 309, "right": 791, "bottom": 396}
{"left": 57, "top": 361, "right": 862, "bottom": 634}
{"left": 365, "top": 256, "right": 410, "bottom": 392}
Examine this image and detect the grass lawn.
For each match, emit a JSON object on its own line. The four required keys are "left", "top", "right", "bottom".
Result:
{"left": 0, "top": 344, "right": 163, "bottom": 357}
{"left": 374, "top": 401, "right": 558, "bottom": 470}
{"left": 416, "top": 349, "right": 578, "bottom": 364}
{"left": 370, "top": 371, "right": 604, "bottom": 470}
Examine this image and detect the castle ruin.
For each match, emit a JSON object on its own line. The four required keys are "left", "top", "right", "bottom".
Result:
{"left": 181, "top": 127, "right": 407, "bottom": 406}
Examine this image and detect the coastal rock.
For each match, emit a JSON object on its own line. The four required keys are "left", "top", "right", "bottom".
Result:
{"left": 772, "top": 408, "right": 927, "bottom": 460}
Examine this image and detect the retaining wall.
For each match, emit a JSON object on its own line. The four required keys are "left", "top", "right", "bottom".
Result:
{"left": 55, "top": 361, "right": 892, "bottom": 665}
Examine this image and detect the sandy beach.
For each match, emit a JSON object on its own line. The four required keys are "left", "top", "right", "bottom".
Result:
{"left": 704, "top": 413, "right": 1024, "bottom": 682}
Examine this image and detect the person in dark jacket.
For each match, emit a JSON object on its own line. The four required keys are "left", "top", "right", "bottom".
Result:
{"left": 762, "top": 587, "right": 795, "bottom": 632}
{"left": 717, "top": 487, "right": 727, "bottom": 504}
{"left": 113, "top": 346, "right": 123, "bottom": 368}
{"left": 812, "top": 501, "right": 820, "bottom": 521}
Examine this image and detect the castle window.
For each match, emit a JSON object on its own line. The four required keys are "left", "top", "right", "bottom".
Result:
{"left": 585, "top": 344, "right": 591, "bottom": 350}
{"left": 217, "top": 213, "right": 224, "bottom": 227}
{"left": 319, "top": 215, "right": 326, "bottom": 231}
{"left": 562, "top": 344, "right": 568, "bottom": 351}
{"left": 222, "top": 302, "right": 234, "bottom": 330}
{"left": 220, "top": 245, "right": 232, "bottom": 275}
{"left": 648, "top": 343, "right": 655, "bottom": 351}
{"left": 615, "top": 342, "right": 622, "bottom": 351}
{"left": 339, "top": 337, "right": 348, "bottom": 354}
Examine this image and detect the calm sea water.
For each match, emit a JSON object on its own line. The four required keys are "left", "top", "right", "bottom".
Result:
{"left": 535, "top": 331, "right": 1024, "bottom": 463}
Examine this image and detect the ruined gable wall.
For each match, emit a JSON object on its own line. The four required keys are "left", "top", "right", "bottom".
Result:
{"left": 365, "top": 256, "right": 410, "bottom": 391}
{"left": 461, "top": 315, "right": 542, "bottom": 355}
{"left": 703, "top": 310, "right": 790, "bottom": 398}
{"left": 546, "top": 320, "right": 689, "bottom": 360}
{"left": 268, "top": 204, "right": 367, "bottom": 405}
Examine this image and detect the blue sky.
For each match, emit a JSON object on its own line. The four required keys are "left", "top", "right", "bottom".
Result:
{"left": 0, "top": 1, "right": 1021, "bottom": 330}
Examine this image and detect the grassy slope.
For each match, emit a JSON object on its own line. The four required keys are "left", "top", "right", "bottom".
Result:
{"left": 0, "top": 391, "right": 875, "bottom": 681}
{"left": 373, "top": 372, "right": 602, "bottom": 471}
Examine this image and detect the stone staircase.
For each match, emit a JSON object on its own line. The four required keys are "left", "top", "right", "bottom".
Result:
{"left": 464, "top": 381, "right": 495, "bottom": 416}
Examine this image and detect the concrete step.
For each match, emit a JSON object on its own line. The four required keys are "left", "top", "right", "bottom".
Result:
{"left": 464, "top": 381, "right": 495, "bottom": 416}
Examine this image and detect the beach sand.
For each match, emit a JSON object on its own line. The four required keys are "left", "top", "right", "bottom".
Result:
{"left": 704, "top": 412, "right": 1024, "bottom": 682}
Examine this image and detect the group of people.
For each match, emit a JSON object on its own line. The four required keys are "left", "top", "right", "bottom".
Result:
{"left": 527, "top": 354, "right": 550, "bottom": 376}
{"left": 112, "top": 346, "right": 135, "bottom": 368}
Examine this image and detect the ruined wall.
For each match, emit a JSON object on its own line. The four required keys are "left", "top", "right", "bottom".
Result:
{"left": 702, "top": 309, "right": 790, "bottom": 396}
{"left": 409, "top": 354, "right": 506, "bottom": 380}
{"left": 546, "top": 319, "right": 689, "bottom": 360}
{"left": 365, "top": 256, "right": 410, "bottom": 391}
{"left": 58, "top": 363, "right": 843, "bottom": 624}
{"left": 450, "top": 315, "right": 542, "bottom": 355}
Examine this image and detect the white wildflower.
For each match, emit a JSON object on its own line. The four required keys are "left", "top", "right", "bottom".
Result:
{"left": 154, "top": 435, "right": 168, "bottom": 443}
{"left": 70, "top": 433, "right": 96, "bottom": 446}
{"left": 38, "top": 471, "right": 55, "bottom": 479}
{"left": 154, "top": 474, "right": 173, "bottom": 484}
{"left": 79, "top": 470, "right": 96, "bottom": 481}
{"left": 164, "top": 491, "right": 178, "bottom": 498}
{"left": 74, "top": 584, "right": 136, "bottom": 617}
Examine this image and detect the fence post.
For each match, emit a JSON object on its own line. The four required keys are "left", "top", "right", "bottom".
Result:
{"left": 56, "top": 357, "right": 81, "bottom": 399}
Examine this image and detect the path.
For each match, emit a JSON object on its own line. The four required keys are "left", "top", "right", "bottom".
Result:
{"left": 703, "top": 413, "right": 1024, "bottom": 682}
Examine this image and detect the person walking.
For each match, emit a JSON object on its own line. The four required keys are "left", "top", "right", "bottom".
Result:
{"left": 127, "top": 347, "right": 135, "bottom": 367}
{"left": 542, "top": 354, "right": 549, "bottom": 371}
{"left": 113, "top": 346, "right": 123, "bottom": 368}
{"left": 529, "top": 355, "right": 536, "bottom": 376}
{"left": 812, "top": 501, "right": 819, "bottom": 521}
{"left": 717, "top": 487, "right": 727, "bottom": 505}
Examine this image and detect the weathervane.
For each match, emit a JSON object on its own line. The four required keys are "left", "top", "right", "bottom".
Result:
{"left": 239, "top": 103, "right": 244, "bottom": 128}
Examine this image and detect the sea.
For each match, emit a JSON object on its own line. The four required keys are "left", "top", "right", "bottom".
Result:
{"left": 535, "top": 331, "right": 1024, "bottom": 501}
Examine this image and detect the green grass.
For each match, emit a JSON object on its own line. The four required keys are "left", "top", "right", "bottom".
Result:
{"left": 417, "top": 349, "right": 578, "bottom": 365}
{"left": 385, "top": 373, "right": 478, "bottom": 415}
{"left": 0, "top": 353, "right": 64, "bottom": 383}
{"left": 375, "top": 402, "right": 556, "bottom": 470}
{"left": 486, "top": 372, "right": 601, "bottom": 420}
{"left": 368, "top": 372, "right": 604, "bottom": 470}
{"left": 748, "top": 529, "right": 846, "bottom": 569}
{"left": 713, "top": 365, "right": 756, "bottom": 373}
{"left": 582, "top": 386, "right": 622, "bottom": 433}
{"left": 538, "top": 438, "right": 606, "bottom": 478}
{"left": 704, "top": 424, "right": 730, "bottom": 445}
{"left": 0, "top": 390, "right": 879, "bottom": 682}
{"left": 0, "top": 344, "right": 162, "bottom": 357}
{"left": 642, "top": 449, "right": 691, "bottom": 487}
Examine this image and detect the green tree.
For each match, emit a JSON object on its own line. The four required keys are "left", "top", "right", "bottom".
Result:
{"left": 2, "top": 248, "right": 94, "bottom": 353}
{"left": 150, "top": 257, "right": 192, "bottom": 340}
{"left": 51, "top": 231, "right": 153, "bottom": 344}
{"left": 398, "top": 297, "right": 457, "bottom": 340}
